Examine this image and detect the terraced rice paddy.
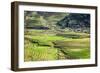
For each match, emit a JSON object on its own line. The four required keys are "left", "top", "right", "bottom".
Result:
{"left": 24, "top": 30, "right": 90, "bottom": 61}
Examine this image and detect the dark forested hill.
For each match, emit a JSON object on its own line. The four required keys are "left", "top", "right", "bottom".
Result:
{"left": 56, "top": 13, "right": 90, "bottom": 29}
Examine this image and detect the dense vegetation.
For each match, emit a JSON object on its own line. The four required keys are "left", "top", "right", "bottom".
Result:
{"left": 24, "top": 11, "right": 90, "bottom": 61}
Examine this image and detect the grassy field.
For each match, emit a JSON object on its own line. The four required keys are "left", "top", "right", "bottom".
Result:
{"left": 24, "top": 29, "right": 90, "bottom": 61}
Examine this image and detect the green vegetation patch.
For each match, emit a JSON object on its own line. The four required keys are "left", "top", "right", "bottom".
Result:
{"left": 24, "top": 40, "right": 58, "bottom": 61}
{"left": 61, "top": 48, "right": 90, "bottom": 59}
